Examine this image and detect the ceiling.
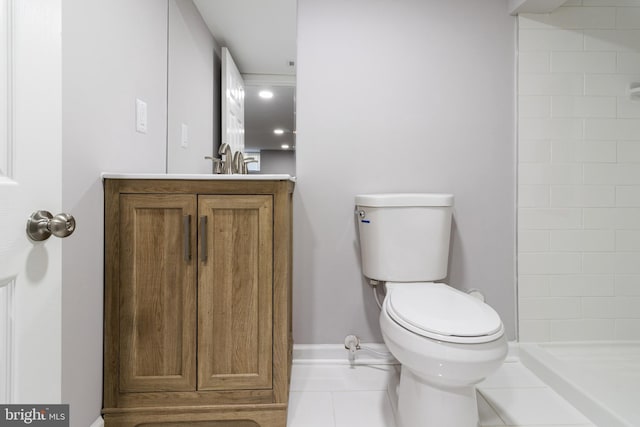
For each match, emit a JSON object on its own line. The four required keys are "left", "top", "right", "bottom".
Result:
{"left": 193, "top": 0, "right": 297, "bottom": 76}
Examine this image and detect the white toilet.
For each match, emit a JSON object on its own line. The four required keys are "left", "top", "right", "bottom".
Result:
{"left": 355, "top": 193, "right": 508, "bottom": 427}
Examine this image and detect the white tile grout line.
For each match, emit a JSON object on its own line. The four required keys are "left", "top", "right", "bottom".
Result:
{"left": 328, "top": 392, "right": 338, "bottom": 427}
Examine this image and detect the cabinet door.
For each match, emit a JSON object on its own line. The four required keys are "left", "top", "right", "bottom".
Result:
{"left": 119, "top": 194, "right": 197, "bottom": 392}
{"left": 198, "top": 195, "right": 273, "bottom": 391}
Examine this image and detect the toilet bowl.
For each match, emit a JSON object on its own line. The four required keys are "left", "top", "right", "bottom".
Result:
{"left": 355, "top": 193, "right": 508, "bottom": 427}
{"left": 380, "top": 282, "right": 507, "bottom": 427}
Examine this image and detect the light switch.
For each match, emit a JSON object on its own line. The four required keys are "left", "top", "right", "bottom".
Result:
{"left": 181, "top": 123, "right": 189, "bottom": 148}
{"left": 136, "top": 98, "right": 148, "bottom": 134}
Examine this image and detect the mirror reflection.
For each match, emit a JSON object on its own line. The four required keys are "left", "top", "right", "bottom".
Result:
{"left": 167, "top": 0, "right": 296, "bottom": 175}
{"left": 244, "top": 81, "right": 295, "bottom": 174}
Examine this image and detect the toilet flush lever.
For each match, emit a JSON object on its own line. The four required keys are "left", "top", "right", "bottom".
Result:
{"left": 356, "top": 209, "right": 370, "bottom": 223}
{"left": 26, "top": 210, "right": 76, "bottom": 241}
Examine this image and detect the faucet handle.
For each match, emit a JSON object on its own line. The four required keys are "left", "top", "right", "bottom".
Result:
{"left": 204, "top": 156, "right": 223, "bottom": 174}
{"left": 243, "top": 158, "right": 258, "bottom": 174}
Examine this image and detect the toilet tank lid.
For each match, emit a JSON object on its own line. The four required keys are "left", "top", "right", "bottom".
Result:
{"left": 355, "top": 193, "right": 454, "bottom": 207}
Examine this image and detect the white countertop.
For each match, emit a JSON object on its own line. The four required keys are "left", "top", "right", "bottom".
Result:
{"left": 102, "top": 173, "right": 295, "bottom": 182}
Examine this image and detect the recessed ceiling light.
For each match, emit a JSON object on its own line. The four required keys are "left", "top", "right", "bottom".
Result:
{"left": 273, "top": 129, "right": 284, "bottom": 135}
{"left": 281, "top": 144, "right": 290, "bottom": 149}
{"left": 259, "top": 90, "right": 274, "bottom": 99}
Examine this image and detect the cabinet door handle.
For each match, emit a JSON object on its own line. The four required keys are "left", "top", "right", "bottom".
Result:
{"left": 183, "top": 215, "right": 191, "bottom": 261}
{"left": 200, "top": 216, "right": 208, "bottom": 262}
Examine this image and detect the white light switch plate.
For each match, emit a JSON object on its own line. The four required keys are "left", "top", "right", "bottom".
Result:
{"left": 136, "top": 98, "right": 148, "bottom": 134}
{"left": 181, "top": 123, "right": 189, "bottom": 148}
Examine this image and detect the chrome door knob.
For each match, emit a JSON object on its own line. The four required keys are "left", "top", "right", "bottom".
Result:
{"left": 26, "top": 210, "right": 76, "bottom": 241}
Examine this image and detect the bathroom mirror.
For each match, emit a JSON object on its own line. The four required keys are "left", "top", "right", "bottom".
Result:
{"left": 166, "top": 0, "right": 296, "bottom": 175}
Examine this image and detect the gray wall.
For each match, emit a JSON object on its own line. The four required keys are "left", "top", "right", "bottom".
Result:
{"left": 167, "top": 0, "right": 220, "bottom": 174}
{"left": 293, "top": 0, "right": 517, "bottom": 344}
{"left": 61, "top": 0, "right": 168, "bottom": 425}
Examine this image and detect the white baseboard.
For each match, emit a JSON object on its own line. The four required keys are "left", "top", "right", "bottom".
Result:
{"left": 293, "top": 341, "right": 520, "bottom": 365}
{"left": 89, "top": 416, "right": 104, "bottom": 427}
{"left": 293, "top": 343, "right": 397, "bottom": 365}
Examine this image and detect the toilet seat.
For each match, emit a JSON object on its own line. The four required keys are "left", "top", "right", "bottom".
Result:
{"left": 385, "top": 283, "right": 504, "bottom": 344}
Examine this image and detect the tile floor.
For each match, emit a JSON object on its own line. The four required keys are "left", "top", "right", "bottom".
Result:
{"left": 287, "top": 358, "right": 595, "bottom": 427}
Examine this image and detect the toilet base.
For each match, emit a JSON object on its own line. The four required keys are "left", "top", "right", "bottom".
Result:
{"left": 396, "top": 366, "right": 480, "bottom": 427}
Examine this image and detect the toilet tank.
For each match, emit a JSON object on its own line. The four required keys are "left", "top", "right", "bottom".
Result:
{"left": 355, "top": 193, "right": 454, "bottom": 282}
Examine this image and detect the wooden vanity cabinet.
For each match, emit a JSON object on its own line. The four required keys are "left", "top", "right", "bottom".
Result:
{"left": 103, "top": 178, "right": 294, "bottom": 427}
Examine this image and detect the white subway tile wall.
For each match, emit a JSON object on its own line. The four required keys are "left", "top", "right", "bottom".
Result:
{"left": 518, "top": 0, "right": 640, "bottom": 342}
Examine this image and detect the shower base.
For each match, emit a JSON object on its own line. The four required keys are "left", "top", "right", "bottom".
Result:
{"left": 519, "top": 341, "right": 640, "bottom": 427}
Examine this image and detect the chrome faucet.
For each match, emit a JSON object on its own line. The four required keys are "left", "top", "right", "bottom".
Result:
{"left": 205, "top": 144, "right": 253, "bottom": 174}
{"left": 232, "top": 151, "right": 244, "bottom": 174}
{"left": 218, "top": 143, "right": 233, "bottom": 174}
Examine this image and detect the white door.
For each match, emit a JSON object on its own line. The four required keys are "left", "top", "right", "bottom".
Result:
{"left": 221, "top": 47, "right": 245, "bottom": 154}
{"left": 0, "top": 0, "right": 63, "bottom": 403}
